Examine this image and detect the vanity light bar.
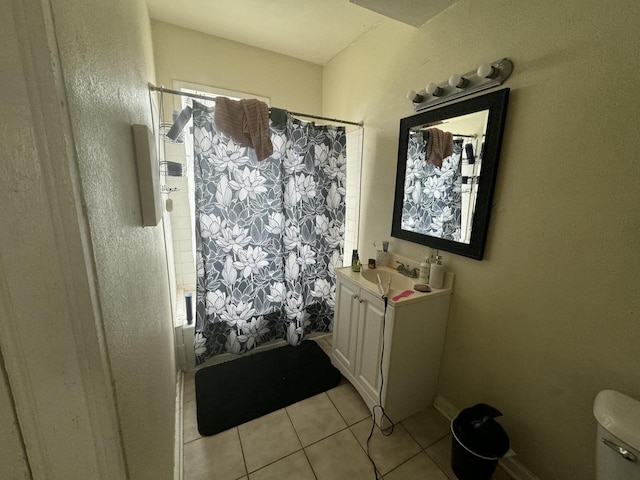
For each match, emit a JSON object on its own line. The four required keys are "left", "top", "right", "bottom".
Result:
{"left": 407, "top": 58, "right": 513, "bottom": 111}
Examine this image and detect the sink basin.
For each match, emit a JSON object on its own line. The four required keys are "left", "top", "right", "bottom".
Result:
{"left": 360, "top": 267, "right": 417, "bottom": 294}
{"left": 338, "top": 262, "right": 452, "bottom": 305}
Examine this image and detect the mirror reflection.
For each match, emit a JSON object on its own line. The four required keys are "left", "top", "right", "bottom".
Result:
{"left": 401, "top": 109, "right": 489, "bottom": 244}
{"left": 392, "top": 89, "right": 509, "bottom": 260}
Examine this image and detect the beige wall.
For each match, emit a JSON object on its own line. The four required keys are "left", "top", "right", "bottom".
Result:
{"left": 2, "top": 0, "right": 131, "bottom": 476}
{"left": 47, "top": 0, "right": 176, "bottom": 478}
{"left": 151, "top": 20, "right": 323, "bottom": 116}
{"left": 0, "top": 357, "right": 29, "bottom": 479}
{"left": 1, "top": 2, "right": 36, "bottom": 475}
{"left": 323, "top": 1, "right": 640, "bottom": 479}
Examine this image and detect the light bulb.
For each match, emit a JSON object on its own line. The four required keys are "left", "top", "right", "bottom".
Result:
{"left": 477, "top": 63, "right": 496, "bottom": 79}
{"left": 448, "top": 74, "right": 467, "bottom": 88}
{"left": 425, "top": 82, "right": 443, "bottom": 96}
{"left": 406, "top": 90, "right": 424, "bottom": 103}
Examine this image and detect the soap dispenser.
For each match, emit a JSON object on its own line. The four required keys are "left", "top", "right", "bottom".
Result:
{"left": 429, "top": 252, "right": 445, "bottom": 289}
{"left": 418, "top": 253, "right": 432, "bottom": 284}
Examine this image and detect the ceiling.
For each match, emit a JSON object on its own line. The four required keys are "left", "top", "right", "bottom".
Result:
{"left": 146, "top": 0, "right": 457, "bottom": 66}
{"left": 350, "top": 0, "right": 457, "bottom": 28}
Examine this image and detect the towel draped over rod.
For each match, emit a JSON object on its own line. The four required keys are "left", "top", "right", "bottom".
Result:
{"left": 148, "top": 83, "right": 363, "bottom": 127}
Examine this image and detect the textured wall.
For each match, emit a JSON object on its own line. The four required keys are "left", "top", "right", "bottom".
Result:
{"left": 49, "top": 0, "right": 176, "bottom": 478}
{"left": 0, "top": 356, "right": 29, "bottom": 479}
{"left": 323, "top": 1, "right": 640, "bottom": 479}
{"left": 1, "top": 0, "right": 128, "bottom": 476}
{"left": 1, "top": 4, "right": 37, "bottom": 476}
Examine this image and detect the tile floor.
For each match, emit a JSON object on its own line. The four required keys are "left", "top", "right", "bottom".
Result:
{"left": 182, "top": 336, "right": 513, "bottom": 480}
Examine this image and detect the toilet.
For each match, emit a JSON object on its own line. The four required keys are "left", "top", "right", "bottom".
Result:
{"left": 593, "top": 389, "right": 640, "bottom": 479}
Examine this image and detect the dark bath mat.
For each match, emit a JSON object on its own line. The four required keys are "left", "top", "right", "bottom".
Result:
{"left": 195, "top": 340, "right": 341, "bottom": 436}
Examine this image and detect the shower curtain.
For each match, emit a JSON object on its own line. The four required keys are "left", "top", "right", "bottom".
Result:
{"left": 192, "top": 102, "right": 346, "bottom": 365}
{"left": 401, "top": 134, "right": 465, "bottom": 240}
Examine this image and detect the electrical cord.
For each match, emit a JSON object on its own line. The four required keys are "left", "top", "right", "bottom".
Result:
{"left": 365, "top": 295, "right": 394, "bottom": 479}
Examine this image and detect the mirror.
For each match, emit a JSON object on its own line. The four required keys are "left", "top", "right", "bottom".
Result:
{"left": 391, "top": 89, "right": 509, "bottom": 260}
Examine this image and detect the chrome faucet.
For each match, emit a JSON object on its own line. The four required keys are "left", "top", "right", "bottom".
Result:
{"left": 396, "top": 261, "right": 419, "bottom": 278}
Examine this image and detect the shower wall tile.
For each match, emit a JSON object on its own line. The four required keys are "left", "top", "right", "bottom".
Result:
{"left": 175, "top": 228, "right": 192, "bottom": 241}
{"left": 344, "top": 128, "right": 362, "bottom": 257}
{"left": 178, "top": 251, "right": 194, "bottom": 264}
{"left": 171, "top": 193, "right": 189, "bottom": 207}
{"left": 182, "top": 264, "right": 195, "bottom": 276}
{"left": 163, "top": 142, "right": 185, "bottom": 157}
{"left": 164, "top": 139, "right": 196, "bottom": 293}
{"left": 172, "top": 216, "right": 191, "bottom": 230}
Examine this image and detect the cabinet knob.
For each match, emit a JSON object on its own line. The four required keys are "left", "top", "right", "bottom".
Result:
{"left": 359, "top": 299, "right": 364, "bottom": 303}
{"left": 352, "top": 294, "right": 358, "bottom": 299}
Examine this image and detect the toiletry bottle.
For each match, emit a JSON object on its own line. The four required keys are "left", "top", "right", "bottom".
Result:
{"left": 418, "top": 255, "right": 431, "bottom": 284}
{"left": 429, "top": 253, "right": 445, "bottom": 289}
{"left": 377, "top": 240, "right": 390, "bottom": 266}
{"left": 185, "top": 293, "right": 193, "bottom": 325}
{"left": 351, "top": 250, "right": 361, "bottom": 272}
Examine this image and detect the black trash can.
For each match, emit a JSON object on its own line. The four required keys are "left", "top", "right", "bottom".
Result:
{"left": 451, "top": 403, "right": 510, "bottom": 480}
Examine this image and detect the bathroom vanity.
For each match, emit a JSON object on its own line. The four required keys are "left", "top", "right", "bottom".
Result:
{"left": 331, "top": 266, "right": 453, "bottom": 425}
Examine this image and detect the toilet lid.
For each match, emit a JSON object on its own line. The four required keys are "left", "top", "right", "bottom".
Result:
{"left": 594, "top": 390, "right": 640, "bottom": 451}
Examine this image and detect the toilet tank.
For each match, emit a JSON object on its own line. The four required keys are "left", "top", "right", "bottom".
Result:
{"left": 593, "top": 390, "right": 640, "bottom": 480}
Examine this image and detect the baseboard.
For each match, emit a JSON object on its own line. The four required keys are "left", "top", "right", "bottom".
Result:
{"left": 433, "top": 395, "right": 540, "bottom": 480}
{"left": 174, "top": 370, "right": 184, "bottom": 480}
{"left": 499, "top": 456, "right": 541, "bottom": 480}
{"left": 433, "top": 394, "right": 460, "bottom": 421}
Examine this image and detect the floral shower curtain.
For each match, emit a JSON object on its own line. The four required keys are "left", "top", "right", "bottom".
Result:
{"left": 401, "top": 134, "right": 465, "bottom": 240}
{"left": 192, "top": 101, "right": 346, "bottom": 365}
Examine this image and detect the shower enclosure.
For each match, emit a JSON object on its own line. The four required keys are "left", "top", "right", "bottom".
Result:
{"left": 156, "top": 83, "right": 362, "bottom": 371}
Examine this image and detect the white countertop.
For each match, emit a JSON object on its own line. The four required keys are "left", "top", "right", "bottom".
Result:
{"left": 336, "top": 266, "right": 453, "bottom": 306}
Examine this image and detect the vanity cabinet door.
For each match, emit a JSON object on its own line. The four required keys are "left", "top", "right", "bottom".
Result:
{"left": 332, "top": 277, "right": 360, "bottom": 375}
{"left": 332, "top": 267, "right": 451, "bottom": 424}
{"left": 355, "top": 289, "right": 393, "bottom": 404}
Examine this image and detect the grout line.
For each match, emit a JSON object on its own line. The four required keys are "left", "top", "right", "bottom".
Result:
{"left": 399, "top": 415, "right": 450, "bottom": 450}
{"left": 423, "top": 442, "right": 456, "bottom": 480}
{"left": 235, "top": 407, "right": 318, "bottom": 480}
{"left": 325, "top": 384, "right": 358, "bottom": 427}
{"left": 345, "top": 422, "right": 381, "bottom": 478}
{"left": 379, "top": 449, "right": 424, "bottom": 478}
{"left": 302, "top": 424, "right": 351, "bottom": 449}
{"left": 244, "top": 449, "right": 308, "bottom": 478}
{"left": 181, "top": 415, "right": 203, "bottom": 445}
{"left": 235, "top": 426, "right": 249, "bottom": 478}
{"left": 183, "top": 436, "right": 203, "bottom": 446}
{"left": 253, "top": 409, "right": 302, "bottom": 467}
{"left": 349, "top": 414, "right": 454, "bottom": 479}
{"left": 284, "top": 404, "right": 319, "bottom": 479}
{"left": 283, "top": 406, "right": 305, "bottom": 448}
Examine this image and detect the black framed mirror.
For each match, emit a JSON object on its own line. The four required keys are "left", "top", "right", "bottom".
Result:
{"left": 391, "top": 88, "right": 509, "bottom": 260}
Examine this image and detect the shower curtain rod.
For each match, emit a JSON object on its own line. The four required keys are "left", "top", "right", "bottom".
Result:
{"left": 149, "top": 84, "right": 363, "bottom": 127}
{"left": 453, "top": 134, "right": 476, "bottom": 138}
{"left": 417, "top": 128, "right": 476, "bottom": 139}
